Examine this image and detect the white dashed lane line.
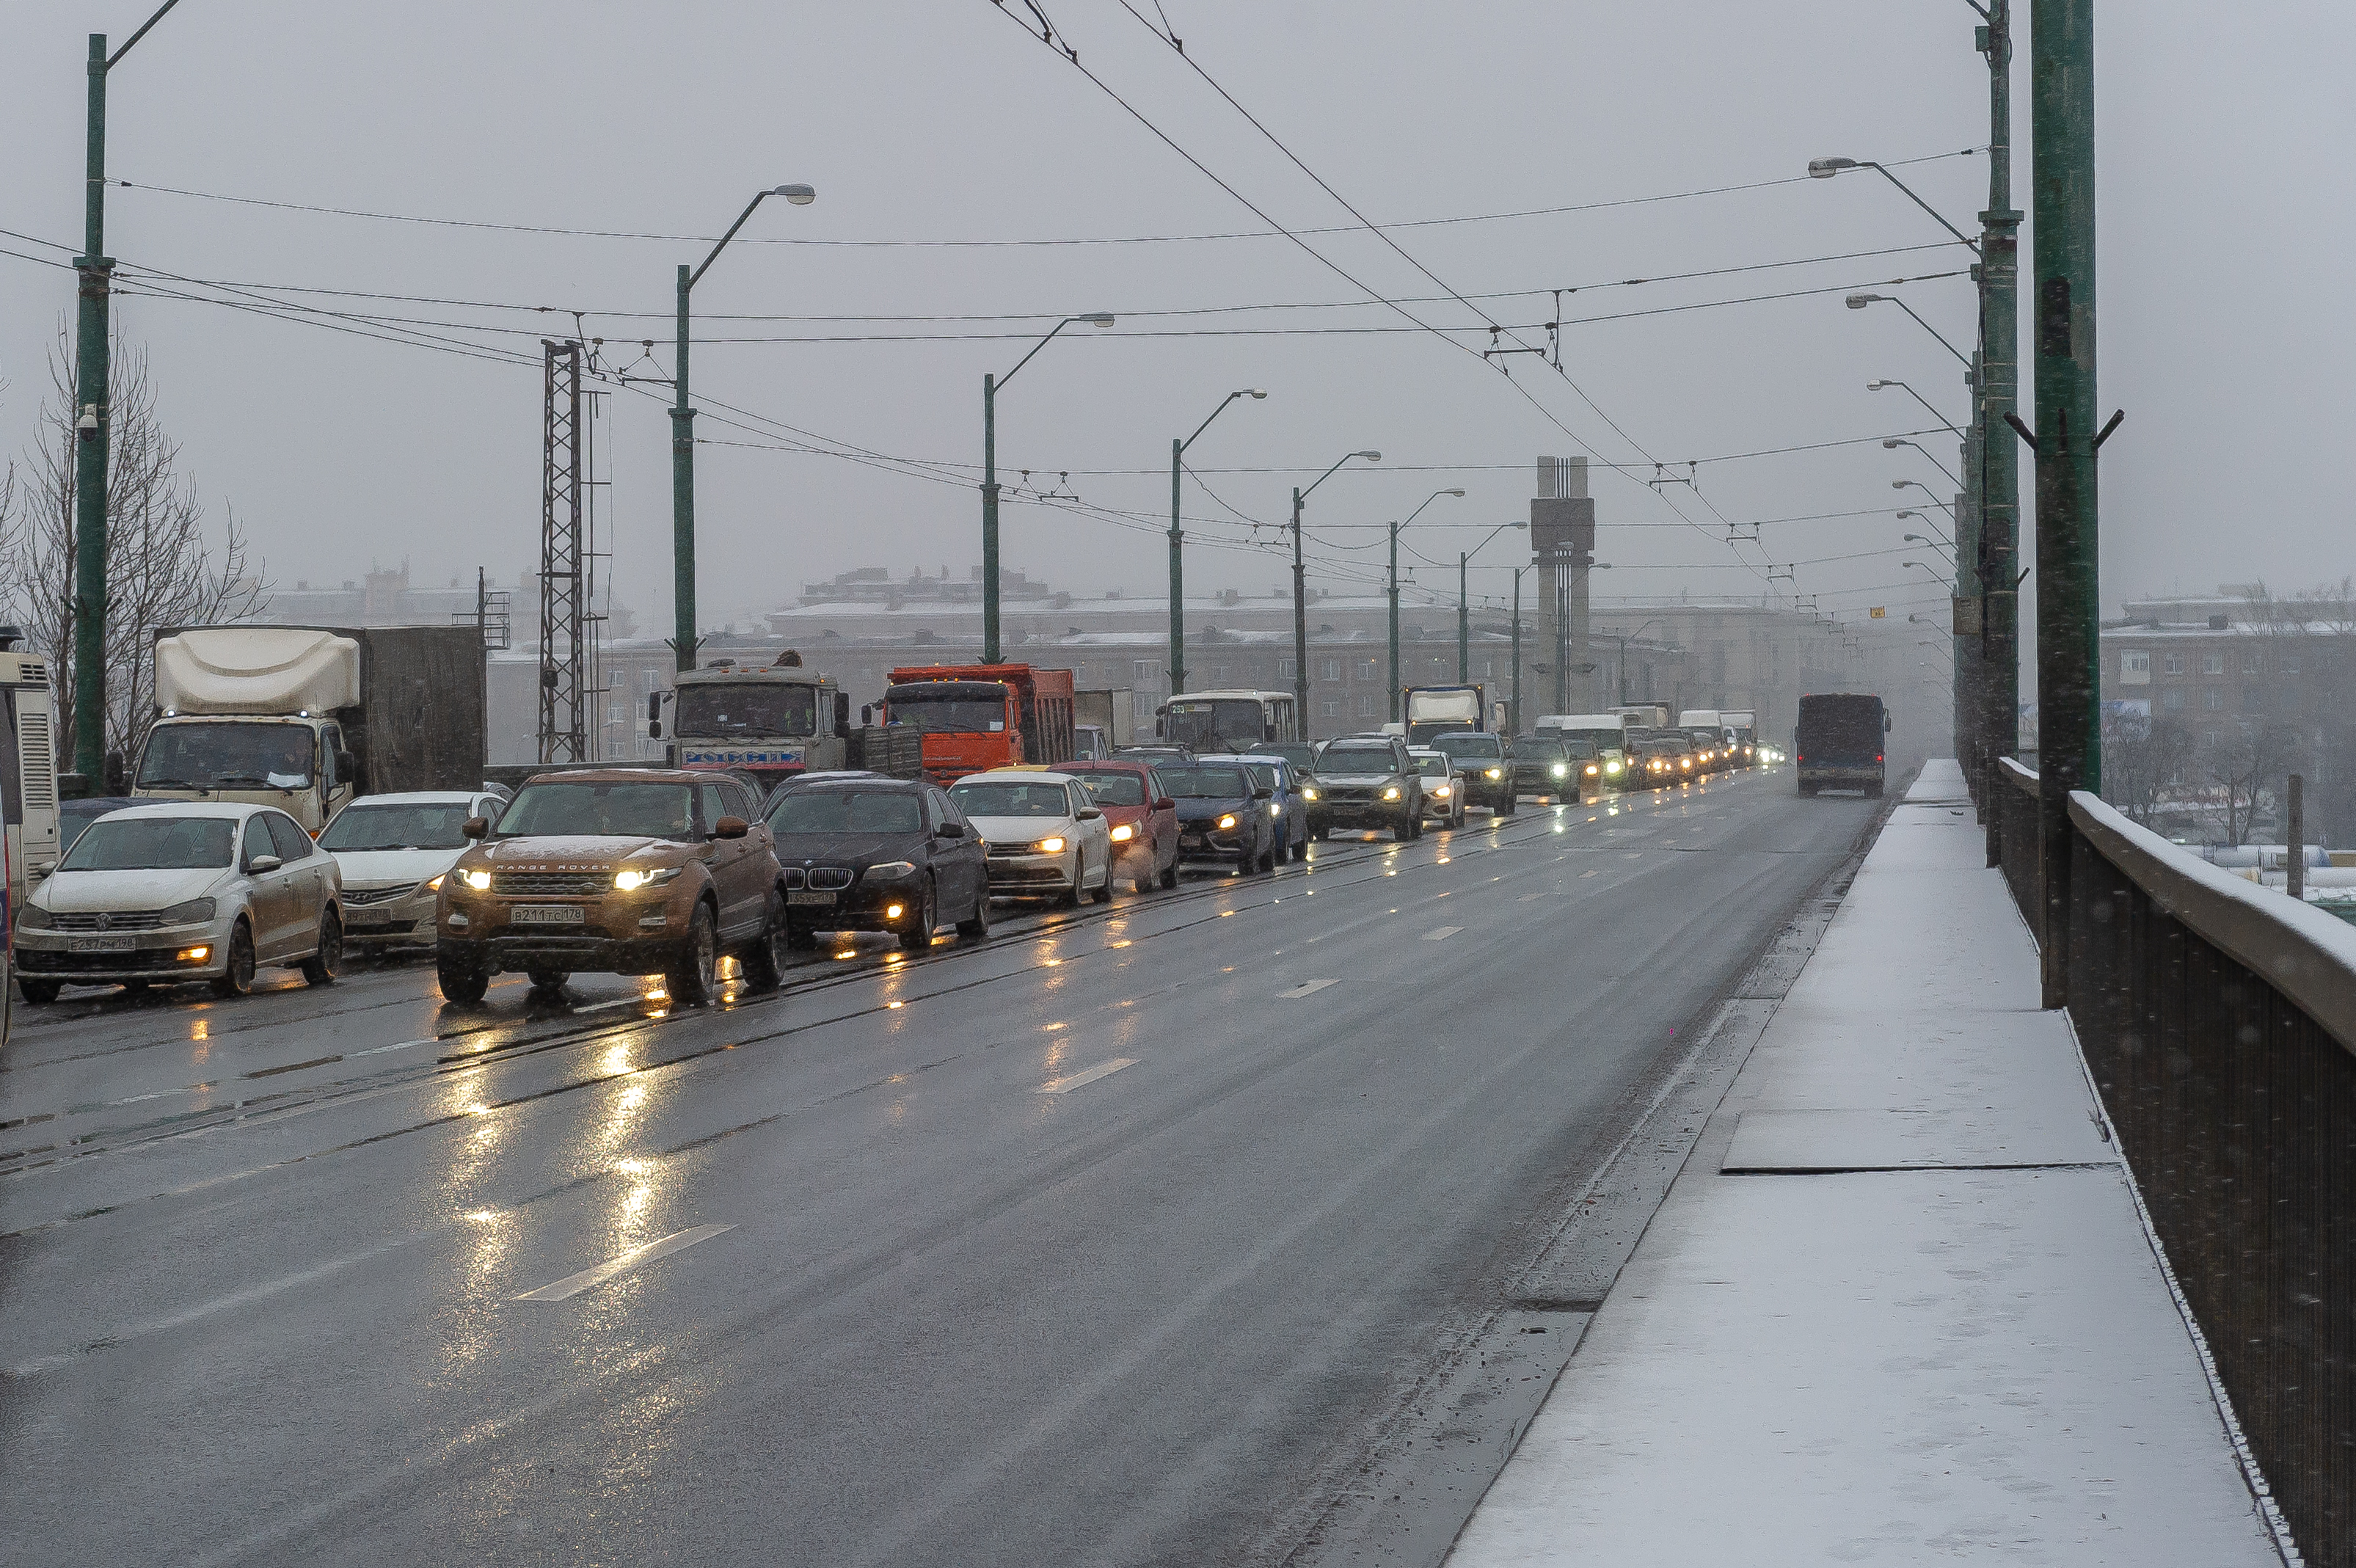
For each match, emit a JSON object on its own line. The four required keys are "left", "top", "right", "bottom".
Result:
{"left": 1421, "top": 927, "right": 1464, "bottom": 941}
{"left": 511, "top": 1224, "right": 736, "bottom": 1303}
{"left": 1278, "top": 979, "right": 1342, "bottom": 999}
{"left": 1037, "top": 1058, "right": 1139, "bottom": 1095}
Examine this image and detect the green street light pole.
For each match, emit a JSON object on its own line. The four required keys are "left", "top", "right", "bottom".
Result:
{"left": 1456, "top": 522, "right": 1525, "bottom": 682}
{"left": 2029, "top": 0, "right": 2101, "bottom": 1007}
{"left": 1291, "top": 450, "right": 1381, "bottom": 731}
{"left": 671, "top": 183, "right": 814, "bottom": 672}
{"left": 1169, "top": 387, "right": 1266, "bottom": 696}
{"left": 1386, "top": 489, "right": 1464, "bottom": 721}
{"left": 1510, "top": 569, "right": 1523, "bottom": 735}
{"left": 1978, "top": 0, "right": 2025, "bottom": 866}
{"left": 982, "top": 313, "right": 1114, "bottom": 663}
{"left": 70, "top": 1, "right": 182, "bottom": 784}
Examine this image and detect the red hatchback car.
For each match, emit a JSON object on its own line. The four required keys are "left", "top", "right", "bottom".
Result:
{"left": 1058, "top": 760, "right": 1180, "bottom": 894}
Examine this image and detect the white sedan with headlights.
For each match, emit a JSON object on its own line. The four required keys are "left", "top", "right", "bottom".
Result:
{"left": 947, "top": 770, "right": 1116, "bottom": 907}
{"left": 12, "top": 802, "right": 343, "bottom": 1002}
{"left": 318, "top": 790, "right": 508, "bottom": 950}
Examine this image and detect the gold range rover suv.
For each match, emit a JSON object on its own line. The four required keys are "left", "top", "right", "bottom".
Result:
{"left": 434, "top": 769, "right": 787, "bottom": 1005}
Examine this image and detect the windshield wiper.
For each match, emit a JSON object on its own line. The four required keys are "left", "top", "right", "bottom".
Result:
{"left": 138, "top": 777, "right": 210, "bottom": 794}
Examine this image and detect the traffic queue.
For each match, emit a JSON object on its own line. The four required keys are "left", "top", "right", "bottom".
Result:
{"left": 10, "top": 669, "right": 1765, "bottom": 1010}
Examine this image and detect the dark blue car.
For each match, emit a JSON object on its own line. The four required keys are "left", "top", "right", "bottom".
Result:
{"left": 1159, "top": 761, "right": 1279, "bottom": 875}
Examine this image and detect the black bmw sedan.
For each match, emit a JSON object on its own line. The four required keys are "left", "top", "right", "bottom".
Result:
{"left": 763, "top": 777, "right": 991, "bottom": 952}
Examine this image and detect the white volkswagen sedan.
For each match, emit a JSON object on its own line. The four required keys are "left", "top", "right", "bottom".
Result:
{"left": 318, "top": 790, "right": 508, "bottom": 950}
{"left": 947, "top": 770, "right": 1116, "bottom": 906}
{"left": 12, "top": 802, "right": 343, "bottom": 1002}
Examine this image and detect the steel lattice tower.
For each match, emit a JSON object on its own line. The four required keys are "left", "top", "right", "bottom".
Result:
{"left": 537, "top": 339, "right": 588, "bottom": 763}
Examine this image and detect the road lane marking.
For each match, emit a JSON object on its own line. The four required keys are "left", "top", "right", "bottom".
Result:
{"left": 1037, "top": 1057, "right": 1138, "bottom": 1095}
{"left": 1422, "top": 926, "right": 1464, "bottom": 941}
{"left": 511, "top": 1224, "right": 735, "bottom": 1303}
{"left": 1580, "top": 869, "right": 1600, "bottom": 878}
{"left": 347, "top": 1038, "right": 438, "bottom": 1059}
{"left": 1277, "top": 979, "right": 1341, "bottom": 999}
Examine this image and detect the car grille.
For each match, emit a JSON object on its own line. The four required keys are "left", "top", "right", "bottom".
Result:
{"left": 492, "top": 872, "right": 603, "bottom": 897}
{"left": 781, "top": 866, "right": 855, "bottom": 890}
{"left": 48, "top": 911, "right": 167, "bottom": 933}
{"left": 19, "top": 949, "right": 180, "bottom": 974}
{"left": 988, "top": 864, "right": 1070, "bottom": 886}
{"left": 348, "top": 919, "right": 420, "bottom": 935}
{"left": 1318, "top": 786, "right": 1376, "bottom": 803}
{"left": 342, "top": 883, "right": 418, "bottom": 907}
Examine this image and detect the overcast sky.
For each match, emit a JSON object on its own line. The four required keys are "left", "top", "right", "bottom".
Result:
{"left": 4, "top": 1, "right": 2351, "bottom": 677}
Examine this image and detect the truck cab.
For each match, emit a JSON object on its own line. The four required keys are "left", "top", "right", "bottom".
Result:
{"left": 666, "top": 660, "right": 847, "bottom": 792}
{"left": 136, "top": 712, "right": 357, "bottom": 836}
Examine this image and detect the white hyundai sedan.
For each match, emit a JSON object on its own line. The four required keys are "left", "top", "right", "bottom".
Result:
{"left": 12, "top": 802, "right": 343, "bottom": 1002}
{"left": 947, "top": 770, "right": 1116, "bottom": 906}
{"left": 318, "top": 790, "right": 508, "bottom": 950}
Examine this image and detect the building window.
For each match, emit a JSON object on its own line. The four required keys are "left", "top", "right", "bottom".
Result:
{"left": 1277, "top": 657, "right": 1296, "bottom": 679}
{"left": 1321, "top": 659, "right": 1341, "bottom": 682}
{"left": 2201, "top": 651, "right": 2225, "bottom": 675}
{"left": 1134, "top": 660, "right": 1156, "bottom": 682}
{"left": 643, "top": 668, "right": 664, "bottom": 692}
{"left": 1478, "top": 659, "right": 1495, "bottom": 678}
{"left": 1321, "top": 699, "right": 1340, "bottom": 718}
{"left": 2120, "top": 650, "right": 2151, "bottom": 685}
{"left": 2242, "top": 650, "right": 2261, "bottom": 674}
{"left": 2202, "top": 688, "right": 2225, "bottom": 710}
{"left": 2284, "top": 652, "right": 2301, "bottom": 675}
{"left": 1210, "top": 665, "right": 1228, "bottom": 685}
{"left": 1357, "top": 694, "right": 1376, "bottom": 718}
{"left": 607, "top": 702, "right": 627, "bottom": 724}
{"left": 1360, "top": 657, "right": 1379, "bottom": 680}
{"left": 2162, "top": 688, "right": 2186, "bottom": 712}
{"left": 2162, "top": 652, "right": 2184, "bottom": 676}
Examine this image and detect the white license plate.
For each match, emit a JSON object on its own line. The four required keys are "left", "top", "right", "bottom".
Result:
{"left": 787, "top": 890, "right": 837, "bottom": 908}
{"left": 69, "top": 936, "right": 136, "bottom": 954}
{"left": 345, "top": 909, "right": 395, "bottom": 927}
{"left": 510, "top": 905, "right": 585, "bottom": 925}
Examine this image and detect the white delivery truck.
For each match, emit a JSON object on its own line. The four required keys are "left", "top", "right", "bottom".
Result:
{"left": 1537, "top": 712, "right": 1634, "bottom": 787}
{"left": 0, "top": 631, "right": 62, "bottom": 914}
{"left": 1402, "top": 684, "right": 1487, "bottom": 745}
{"left": 137, "top": 625, "right": 487, "bottom": 834}
{"left": 1072, "top": 688, "right": 1135, "bottom": 759}
{"left": 1677, "top": 709, "right": 1721, "bottom": 729}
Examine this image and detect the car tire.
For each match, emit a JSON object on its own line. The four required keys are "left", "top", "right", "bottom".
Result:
{"left": 436, "top": 943, "right": 489, "bottom": 1004}
{"left": 1159, "top": 861, "right": 1179, "bottom": 889}
{"left": 18, "top": 977, "right": 62, "bottom": 1004}
{"left": 786, "top": 916, "right": 820, "bottom": 949}
{"left": 900, "top": 880, "right": 938, "bottom": 951}
{"left": 743, "top": 892, "right": 789, "bottom": 989}
{"left": 1257, "top": 839, "right": 1276, "bottom": 874}
{"left": 299, "top": 912, "right": 342, "bottom": 987}
{"left": 211, "top": 919, "right": 258, "bottom": 999}
{"left": 1310, "top": 820, "right": 1329, "bottom": 842}
{"left": 1498, "top": 792, "right": 1518, "bottom": 817}
{"left": 955, "top": 886, "right": 992, "bottom": 939}
{"left": 667, "top": 903, "right": 720, "bottom": 1005}
{"left": 1091, "top": 861, "right": 1115, "bottom": 902}
{"left": 1291, "top": 836, "right": 1308, "bottom": 863}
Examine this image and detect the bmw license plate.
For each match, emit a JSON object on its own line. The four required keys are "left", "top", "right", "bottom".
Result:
{"left": 510, "top": 905, "right": 584, "bottom": 925}
{"left": 787, "top": 891, "right": 836, "bottom": 908}
{"left": 70, "top": 936, "right": 135, "bottom": 954}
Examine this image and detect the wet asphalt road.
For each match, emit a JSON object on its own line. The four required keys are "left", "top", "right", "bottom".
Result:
{"left": 0, "top": 767, "right": 1880, "bottom": 1566}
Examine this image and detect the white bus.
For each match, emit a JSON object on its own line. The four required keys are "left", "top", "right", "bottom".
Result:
{"left": 0, "top": 632, "right": 62, "bottom": 1040}
{"left": 1156, "top": 690, "right": 1300, "bottom": 752}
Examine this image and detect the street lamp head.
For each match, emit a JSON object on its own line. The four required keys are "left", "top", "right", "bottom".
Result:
{"left": 1081, "top": 313, "right": 1116, "bottom": 328}
{"left": 1867, "top": 379, "right": 1891, "bottom": 390}
{"left": 1846, "top": 293, "right": 1886, "bottom": 310}
{"left": 1895, "top": 509, "right": 1919, "bottom": 520}
{"left": 1882, "top": 437, "right": 1905, "bottom": 450}
{"left": 1355, "top": 450, "right": 1382, "bottom": 460}
{"left": 1904, "top": 533, "right": 1928, "bottom": 544}
{"left": 1892, "top": 479, "right": 1914, "bottom": 490}
{"left": 1244, "top": 387, "right": 1267, "bottom": 398}
{"left": 1809, "top": 157, "right": 1859, "bottom": 179}
{"left": 770, "top": 184, "right": 817, "bottom": 205}
{"left": 1443, "top": 487, "right": 1465, "bottom": 497}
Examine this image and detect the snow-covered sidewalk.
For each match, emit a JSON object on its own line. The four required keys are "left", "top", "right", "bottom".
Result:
{"left": 1448, "top": 759, "right": 2286, "bottom": 1566}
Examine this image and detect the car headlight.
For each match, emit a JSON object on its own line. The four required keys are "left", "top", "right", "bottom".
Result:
{"left": 424, "top": 874, "right": 445, "bottom": 892}
{"left": 159, "top": 897, "right": 216, "bottom": 925}
{"left": 1109, "top": 823, "right": 1135, "bottom": 842}
{"left": 1215, "top": 815, "right": 1238, "bottom": 831}
{"left": 1269, "top": 802, "right": 1284, "bottom": 818}
{"left": 1550, "top": 763, "right": 1568, "bottom": 777}
{"left": 864, "top": 860, "right": 917, "bottom": 880}
{"left": 1033, "top": 836, "right": 1068, "bottom": 855}
{"left": 461, "top": 868, "right": 493, "bottom": 891}
{"left": 1300, "top": 787, "right": 1319, "bottom": 801}
{"left": 1606, "top": 760, "right": 1622, "bottom": 773}
{"left": 1382, "top": 786, "right": 1401, "bottom": 801}
{"left": 612, "top": 865, "right": 685, "bottom": 891}
{"left": 1584, "top": 765, "right": 1599, "bottom": 776}
{"left": 17, "top": 903, "right": 54, "bottom": 929}
{"left": 1484, "top": 767, "right": 1502, "bottom": 779}
{"left": 1432, "top": 784, "right": 1451, "bottom": 798}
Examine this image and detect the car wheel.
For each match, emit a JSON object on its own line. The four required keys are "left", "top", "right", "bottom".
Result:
{"left": 299, "top": 911, "right": 343, "bottom": 986}
{"left": 787, "top": 916, "right": 821, "bottom": 949}
{"left": 1159, "top": 860, "right": 1179, "bottom": 889}
{"left": 1256, "top": 838, "right": 1275, "bottom": 874}
{"left": 1311, "top": 820, "right": 1329, "bottom": 842}
{"left": 1091, "top": 860, "right": 1115, "bottom": 902}
{"left": 1498, "top": 792, "right": 1517, "bottom": 817}
{"left": 955, "top": 884, "right": 992, "bottom": 939}
{"left": 1291, "top": 835, "right": 1308, "bottom": 863}
{"left": 211, "top": 919, "right": 258, "bottom": 999}
{"left": 900, "top": 881, "right": 938, "bottom": 951}
{"left": 667, "top": 903, "right": 720, "bottom": 1005}
{"left": 436, "top": 944, "right": 490, "bottom": 1004}
{"left": 742, "top": 892, "right": 789, "bottom": 988}
{"left": 18, "top": 977, "right": 62, "bottom": 1004}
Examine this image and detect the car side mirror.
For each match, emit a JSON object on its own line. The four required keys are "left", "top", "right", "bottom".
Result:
{"left": 936, "top": 820, "right": 966, "bottom": 838}
{"left": 247, "top": 854, "right": 282, "bottom": 875}
{"left": 1154, "top": 798, "right": 1175, "bottom": 812}
{"left": 712, "top": 815, "right": 751, "bottom": 840}
{"left": 462, "top": 817, "right": 490, "bottom": 840}
{"left": 1076, "top": 806, "right": 1104, "bottom": 821}
{"left": 1252, "top": 787, "right": 1273, "bottom": 801}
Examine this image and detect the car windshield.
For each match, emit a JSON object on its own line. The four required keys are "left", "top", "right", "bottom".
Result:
{"left": 768, "top": 790, "right": 924, "bottom": 835}
{"left": 1560, "top": 729, "right": 1620, "bottom": 754}
{"left": 1161, "top": 699, "right": 1269, "bottom": 753}
{"left": 1319, "top": 748, "right": 1398, "bottom": 776}
{"left": 496, "top": 782, "right": 697, "bottom": 839}
{"left": 948, "top": 781, "right": 1071, "bottom": 819}
{"left": 1433, "top": 734, "right": 1502, "bottom": 760}
{"left": 1071, "top": 773, "right": 1147, "bottom": 807}
{"left": 1241, "top": 763, "right": 1283, "bottom": 792}
{"left": 58, "top": 801, "right": 137, "bottom": 856}
{"left": 59, "top": 816, "right": 236, "bottom": 871}
{"left": 136, "top": 721, "right": 316, "bottom": 790}
{"left": 1415, "top": 756, "right": 1449, "bottom": 778}
{"left": 1260, "top": 743, "right": 1319, "bottom": 772}
{"left": 1514, "top": 740, "right": 1568, "bottom": 761}
{"left": 319, "top": 803, "right": 476, "bottom": 852}
{"left": 1558, "top": 737, "right": 1599, "bottom": 759}
{"left": 673, "top": 682, "right": 818, "bottom": 738}
{"left": 887, "top": 682, "right": 1009, "bottom": 734}
{"left": 1154, "top": 766, "right": 1251, "bottom": 799}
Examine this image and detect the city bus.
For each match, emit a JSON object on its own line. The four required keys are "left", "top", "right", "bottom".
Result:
{"left": 1155, "top": 690, "right": 1299, "bottom": 753}
{"left": 0, "top": 631, "right": 62, "bottom": 1038}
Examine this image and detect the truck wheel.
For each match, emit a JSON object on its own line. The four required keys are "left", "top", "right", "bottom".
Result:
{"left": 956, "top": 887, "right": 993, "bottom": 939}
{"left": 18, "top": 977, "right": 61, "bottom": 1004}
{"left": 667, "top": 905, "right": 720, "bottom": 1004}
{"left": 435, "top": 944, "right": 489, "bottom": 1004}
{"left": 211, "top": 920, "right": 258, "bottom": 999}
{"left": 742, "top": 893, "right": 788, "bottom": 989}
{"left": 299, "top": 911, "right": 342, "bottom": 987}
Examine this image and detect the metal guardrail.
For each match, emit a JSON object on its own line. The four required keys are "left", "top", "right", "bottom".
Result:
{"left": 1996, "top": 758, "right": 2355, "bottom": 1564}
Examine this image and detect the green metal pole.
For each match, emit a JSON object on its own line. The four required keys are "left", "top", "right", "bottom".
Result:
{"left": 1387, "top": 522, "right": 1400, "bottom": 723}
{"left": 1168, "top": 437, "right": 1185, "bottom": 695}
{"left": 1290, "top": 487, "right": 1309, "bottom": 729}
{"left": 1955, "top": 373, "right": 1982, "bottom": 781}
{"left": 72, "top": 33, "right": 114, "bottom": 781}
{"left": 982, "top": 373, "right": 1000, "bottom": 664}
{"left": 2030, "top": 0, "right": 2098, "bottom": 1007}
{"left": 1980, "top": 0, "right": 2024, "bottom": 864}
{"left": 1510, "top": 569, "right": 1522, "bottom": 735}
{"left": 1456, "top": 553, "right": 1469, "bottom": 682}
{"left": 669, "top": 263, "right": 698, "bottom": 672}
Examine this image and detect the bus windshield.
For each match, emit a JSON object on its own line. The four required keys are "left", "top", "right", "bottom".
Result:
{"left": 1161, "top": 699, "right": 1268, "bottom": 752}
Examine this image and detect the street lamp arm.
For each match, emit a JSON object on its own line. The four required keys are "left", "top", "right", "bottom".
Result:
{"left": 690, "top": 191, "right": 775, "bottom": 290}
{"left": 1871, "top": 379, "right": 1965, "bottom": 438}
{"left": 1301, "top": 448, "right": 1378, "bottom": 503}
{"left": 1861, "top": 162, "right": 1983, "bottom": 253}
{"left": 1892, "top": 298, "right": 1973, "bottom": 368}
{"left": 1398, "top": 487, "right": 1465, "bottom": 528}
{"left": 1001, "top": 313, "right": 1112, "bottom": 389}
{"left": 1182, "top": 390, "right": 1244, "bottom": 453}
{"left": 106, "top": 0, "right": 183, "bottom": 69}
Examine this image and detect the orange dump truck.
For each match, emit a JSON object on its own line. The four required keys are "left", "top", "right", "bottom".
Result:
{"left": 883, "top": 664, "right": 1076, "bottom": 783}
